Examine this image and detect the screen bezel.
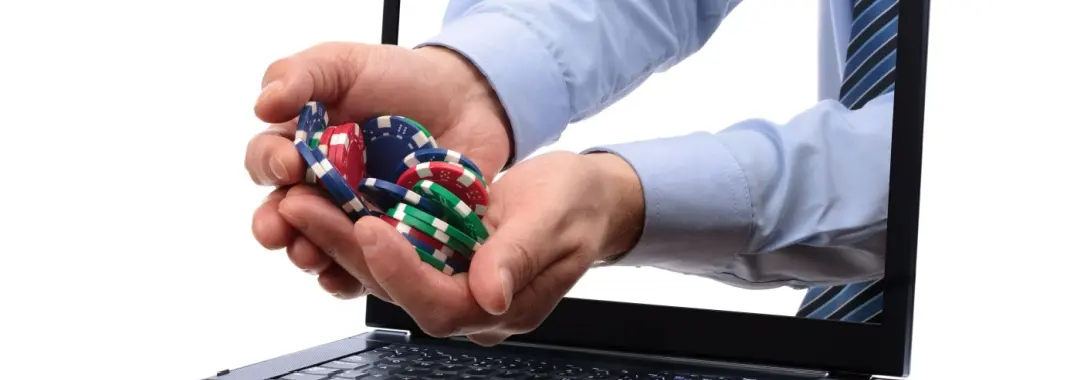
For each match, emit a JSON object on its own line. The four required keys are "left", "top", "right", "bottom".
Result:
{"left": 368, "top": 0, "right": 928, "bottom": 377}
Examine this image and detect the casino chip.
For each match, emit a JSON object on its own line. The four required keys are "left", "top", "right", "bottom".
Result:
{"left": 309, "top": 128, "right": 325, "bottom": 151}
{"left": 413, "top": 180, "right": 489, "bottom": 242}
{"left": 357, "top": 177, "right": 443, "bottom": 217}
{"left": 380, "top": 214, "right": 452, "bottom": 256}
{"left": 296, "top": 101, "right": 329, "bottom": 147}
{"left": 298, "top": 102, "right": 329, "bottom": 184}
{"left": 401, "top": 228, "right": 469, "bottom": 273}
{"left": 389, "top": 203, "right": 480, "bottom": 258}
{"left": 365, "top": 133, "right": 435, "bottom": 183}
{"left": 362, "top": 115, "right": 433, "bottom": 145}
{"left": 328, "top": 122, "right": 365, "bottom": 190}
{"left": 399, "top": 117, "right": 438, "bottom": 148}
{"left": 386, "top": 203, "right": 477, "bottom": 257}
{"left": 307, "top": 123, "right": 337, "bottom": 185}
{"left": 318, "top": 122, "right": 337, "bottom": 155}
{"left": 398, "top": 148, "right": 486, "bottom": 186}
{"left": 295, "top": 139, "right": 370, "bottom": 222}
{"left": 395, "top": 162, "right": 488, "bottom": 218}
{"left": 413, "top": 246, "right": 456, "bottom": 275}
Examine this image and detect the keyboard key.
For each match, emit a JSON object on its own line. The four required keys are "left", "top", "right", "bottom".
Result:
{"left": 341, "top": 353, "right": 382, "bottom": 363}
{"left": 463, "top": 366, "right": 497, "bottom": 376}
{"left": 409, "top": 361, "right": 438, "bottom": 369}
{"left": 436, "top": 363, "right": 465, "bottom": 372}
{"left": 398, "top": 367, "right": 433, "bottom": 377}
{"left": 524, "top": 364, "right": 556, "bottom": 374}
{"left": 491, "top": 370, "right": 526, "bottom": 380}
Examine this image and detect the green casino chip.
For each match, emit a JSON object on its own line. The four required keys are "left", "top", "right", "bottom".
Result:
{"left": 308, "top": 125, "right": 326, "bottom": 150}
{"left": 400, "top": 116, "right": 436, "bottom": 147}
{"left": 414, "top": 245, "right": 454, "bottom": 275}
{"left": 412, "top": 180, "right": 489, "bottom": 242}
{"left": 388, "top": 203, "right": 479, "bottom": 258}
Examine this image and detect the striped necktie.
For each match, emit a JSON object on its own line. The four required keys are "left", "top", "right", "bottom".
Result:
{"left": 796, "top": 0, "right": 898, "bottom": 323}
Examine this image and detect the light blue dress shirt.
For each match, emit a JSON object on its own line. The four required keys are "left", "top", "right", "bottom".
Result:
{"left": 420, "top": 0, "right": 892, "bottom": 290}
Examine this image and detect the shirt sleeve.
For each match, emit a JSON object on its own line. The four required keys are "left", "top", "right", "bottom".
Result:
{"left": 588, "top": 92, "right": 896, "bottom": 290}
{"left": 417, "top": 0, "right": 742, "bottom": 165}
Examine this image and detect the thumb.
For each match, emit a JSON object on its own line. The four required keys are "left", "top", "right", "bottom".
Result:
{"left": 254, "top": 42, "right": 365, "bottom": 124}
{"left": 468, "top": 217, "right": 565, "bottom": 315}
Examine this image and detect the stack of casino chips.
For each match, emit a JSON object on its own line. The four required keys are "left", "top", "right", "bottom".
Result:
{"left": 292, "top": 101, "right": 489, "bottom": 275}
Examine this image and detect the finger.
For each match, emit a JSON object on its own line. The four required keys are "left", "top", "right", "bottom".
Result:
{"left": 466, "top": 330, "right": 510, "bottom": 347}
{"left": 286, "top": 235, "right": 332, "bottom": 274}
{"left": 251, "top": 187, "right": 295, "bottom": 250}
{"left": 255, "top": 42, "right": 364, "bottom": 124}
{"left": 499, "top": 254, "right": 585, "bottom": 335}
{"left": 278, "top": 185, "right": 358, "bottom": 260}
{"left": 245, "top": 123, "right": 306, "bottom": 186}
{"left": 357, "top": 216, "right": 495, "bottom": 337}
{"left": 468, "top": 217, "right": 567, "bottom": 315}
{"left": 278, "top": 186, "right": 391, "bottom": 300}
{"left": 318, "top": 264, "right": 366, "bottom": 299}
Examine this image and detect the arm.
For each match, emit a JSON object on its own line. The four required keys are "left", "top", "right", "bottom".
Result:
{"left": 592, "top": 92, "right": 895, "bottom": 290}
{"left": 418, "top": 0, "right": 742, "bottom": 165}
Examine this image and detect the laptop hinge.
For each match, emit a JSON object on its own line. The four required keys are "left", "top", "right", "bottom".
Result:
{"left": 372, "top": 328, "right": 411, "bottom": 340}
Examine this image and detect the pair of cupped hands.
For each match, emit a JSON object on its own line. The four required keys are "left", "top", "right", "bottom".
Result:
{"left": 244, "top": 43, "right": 644, "bottom": 345}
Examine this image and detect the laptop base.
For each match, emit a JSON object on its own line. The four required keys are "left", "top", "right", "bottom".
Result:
{"left": 205, "top": 330, "right": 836, "bottom": 380}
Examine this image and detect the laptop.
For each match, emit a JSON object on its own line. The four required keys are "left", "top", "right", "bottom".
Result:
{"left": 206, "top": 0, "right": 929, "bottom": 379}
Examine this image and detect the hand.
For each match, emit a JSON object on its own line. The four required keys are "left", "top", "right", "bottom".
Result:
{"left": 338, "top": 151, "right": 645, "bottom": 345}
{"left": 244, "top": 42, "right": 512, "bottom": 300}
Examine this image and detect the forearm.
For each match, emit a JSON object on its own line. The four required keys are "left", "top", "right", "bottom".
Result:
{"left": 589, "top": 92, "right": 896, "bottom": 289}
{"left": 419, "top": 0, "right": 739, "bottom": 165}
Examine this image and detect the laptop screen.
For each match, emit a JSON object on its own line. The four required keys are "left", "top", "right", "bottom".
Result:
{"left": 389, "top": 0, "right": 897, "bottom": 326}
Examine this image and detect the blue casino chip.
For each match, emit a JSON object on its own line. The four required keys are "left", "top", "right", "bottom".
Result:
{"left": 357, "top": 177, "right": 443, "bottom": 217}
{"left": 295, "top": 140, "right": 370, "bottom": 222}
{"left": 396, "top": 147, "right": 486, "bottom": 183}
{"left": 362, "top": 115, "right": 432, "bottom": 144}
{"left": 364, "top": 134, "right": 434, "bottom": 182}
{"left": 295, "top": 101, "right": 329, "bottom": 145}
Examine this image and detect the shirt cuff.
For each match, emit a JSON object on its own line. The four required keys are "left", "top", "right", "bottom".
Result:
{"left": 583, "top": 133, "right": 754, "bottom": 276}
{"left": 417, "top": 11, "right": 572, "bottom": 167}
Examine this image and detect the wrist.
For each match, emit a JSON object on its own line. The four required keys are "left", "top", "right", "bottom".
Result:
{"left": 584, "top": 153, "right": 646, "bottom": 262}
{"left": 415, "top": 46, "right": 514, "bottom": 166}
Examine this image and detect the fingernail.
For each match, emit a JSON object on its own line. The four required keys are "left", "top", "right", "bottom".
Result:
{"left": 304, "top": 269, "right": 318, "bottom": 276}
{"left": 498, "top": 268, "right": 514, "bottom": 314}
{"left": 269, "top": 156, "right": 288, "bottom": 182}
{"left": 257, "top": 80, "right": 282, "bottom": 104}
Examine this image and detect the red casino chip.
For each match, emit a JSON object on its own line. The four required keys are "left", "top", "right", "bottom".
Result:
{"left": 379, "top": 214, "right": 445, "bottom": 250}
{"left": 318, "top": 122, "right": 336, "bottom": 156}
{"left": 395, "top": 161, "right": 489, "bottom": 216}
{"left": 328, "top": 122, "right": 365, "bottom": 190}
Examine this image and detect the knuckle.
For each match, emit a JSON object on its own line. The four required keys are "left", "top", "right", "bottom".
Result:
{"left": 504, "top": 238, "right": 541, "bottom": 282}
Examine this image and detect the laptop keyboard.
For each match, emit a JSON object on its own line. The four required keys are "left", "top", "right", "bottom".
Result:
{"left": 274, "top": 343, "right": 756, "bottom": 380}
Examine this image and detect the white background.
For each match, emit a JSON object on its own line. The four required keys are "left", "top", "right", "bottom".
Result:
{"left": 0, "top": 0, "right": 1081, "bottom": 379}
